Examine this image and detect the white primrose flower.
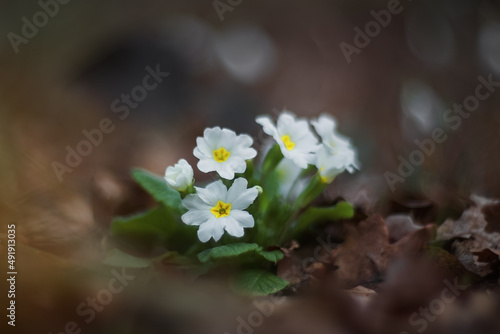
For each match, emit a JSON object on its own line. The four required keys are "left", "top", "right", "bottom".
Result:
{"left": 164, "top": 159, "right": 194, "bottom": 191}
{"left": 312, "top": 114, "right": 360, "bottom": 181}
{"left": 193, "top": 127, "right": 257, "bottom": 180}
{"left": 311, "top": 114, "right": 352, "bottom": 154}
{"left": 181, "top": 178, "right": 258, "bottom": 242}
{"left": 315, "top": 146, "right": 356, "bottom": 183}
{"left": 256, "top": 111, "right": 320, "bottom": 169}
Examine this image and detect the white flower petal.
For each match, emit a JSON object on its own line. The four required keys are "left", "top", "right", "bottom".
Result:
{"left": 230, "top": 188, "right": 258, "bottom": 211}
{"left": 219, "top": 128, "right": 238, "bottom": 150}
{"left": 207, "top": 180, "right": 228, "bottom": 197}
{"left": 287, "top": 120, "right": 310, "bottom": 140}
{"left": 312, "top": 115, "right": 353, "bottom": 152}
{"left": 215, "top": 163, "right": 236, "bottom": 180}
{"left": 178, "top": 159, "right": 190, "bottom": 167}
{"left": 204, "top": 127, "right": 223, "bottom": 148}
{"left": 181, "top": 209, "right": 212, "bottom": 226}
{"left": 196, "top": 180, "right": 226, "bottom": 205}
{"left": 233, "top": 147, "right": 257, "bottom": 160}
{"left": 197, "top": 158, "right": 219, "bottom": 174}
{"left": 172, "top": 175, "right": 187, "bottom": 189}
{"left": 290, "top": 154, "right": 309, "bottom": 169}
{"left": 230, "top": 210, "right": 255, "bottom": 228}
{"left": 193, "top": 147, "right": 204, "bottom": 160}
{"left": 236, "top": 133, "right": 254, "bottom": 148}
{"left": 277, "top": 111, "right": 297, "bottom": 134}
{"left": 197, "top": 218, "right": 224, "bottom": 242}
{"left": 256, "top": 116, "right": 279, "bottom": 137}
{"left": 295, "top": 134, "right": 320, "bottom": 148}
{"left": 223, "top": 216, "right": 245, "bottom": 237}
{"left": 227, "top": 157, "right": 247, "bottom": 174}
{"left": 227, "top": 177, "right": 248, "bottom": 198}
{"left": 195, "top": 137, "right": 212, "bottom": 156}
{"left": 312, "top": 114, "right": 336, "bottom": 140}
{"left": 311, "top": 114, "right": 359, "bottom": 176}
{"left": 182, "top": 194, "right": 211, "bottom": 211}
{"left": 315, "top": 144, "right": 359, "bottom": 181}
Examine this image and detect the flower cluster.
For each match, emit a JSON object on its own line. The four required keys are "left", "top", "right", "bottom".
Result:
{"left": 164, "top": 111, "right": 359, "bottom": 242}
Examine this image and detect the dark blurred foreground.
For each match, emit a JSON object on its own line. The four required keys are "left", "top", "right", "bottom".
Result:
{"left": 1, "top": 0, "right": 500, "bottom": 333}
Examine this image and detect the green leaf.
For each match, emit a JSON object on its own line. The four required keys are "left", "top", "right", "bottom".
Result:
{"left": 294, "top": 201, "right": 354, "bottom": 236}
{"left": 111, "top": 207, "right": 183, "bottom": 252}
{"left": 232, "top": 270, "right": 288, "bottom": 296}
{"left": 197, "top": 243, "right": 260, "bottom": 263}
{"left": 257, "top": 249, "right": 284, "bottom": 263}
{"left": 103, "top": 249, "right": 152, "bottom": 268}
{"left": 261, "top": 144, "right": 284, "bottom": 177}
{"left": 132, "top": 168, "right": 183, "bottom": 213}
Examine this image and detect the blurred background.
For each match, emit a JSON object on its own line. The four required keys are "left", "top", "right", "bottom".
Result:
{"left": 1, "top": 0, "right": 500, "bottom": 333}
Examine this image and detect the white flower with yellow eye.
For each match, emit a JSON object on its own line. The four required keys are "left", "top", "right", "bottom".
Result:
{"left": 193, "top": 127, "right": 257, "bottom": 180}
{"left": 181, "top": 178, "right": 258, "bottom": 242}
{"left": 164, "top": 159, "right": 194, "bottom": 191}
{"left": 314, "top": 146, "right": 354, "bottom": 183}
{"left": 312, "top": 114, "right": 360, "bottom": 182}
{"left": 256, "top": 111, "right": 320, "bottom": 168}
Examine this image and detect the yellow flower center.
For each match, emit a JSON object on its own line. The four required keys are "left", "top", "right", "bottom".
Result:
{"left": 319, "top": 168, "right": 329, "bottom": 183}
{"left": 211, "top": 200, "right": 231, "bottom": 218}
{"left": 213, "top": 147, "right": 231, "bottom": 163}
{"left": 281, "top": 135, "right": 295, "bottom": 151}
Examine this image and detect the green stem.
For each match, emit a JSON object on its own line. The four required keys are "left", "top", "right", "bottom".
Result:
{"left": 278, "top": 173, "right": 327, "bottom": 244}
{"left": 180, "top": 184, "right": 196, "bottom": 198}
{"left": 244, "top": 160, "right": 255, "bottom": 180}
{"left": 292, "top": 173, "right": 327, "bottom": 212}
{"left": 261, "top": 144, "right": 283, "bottom": 180}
